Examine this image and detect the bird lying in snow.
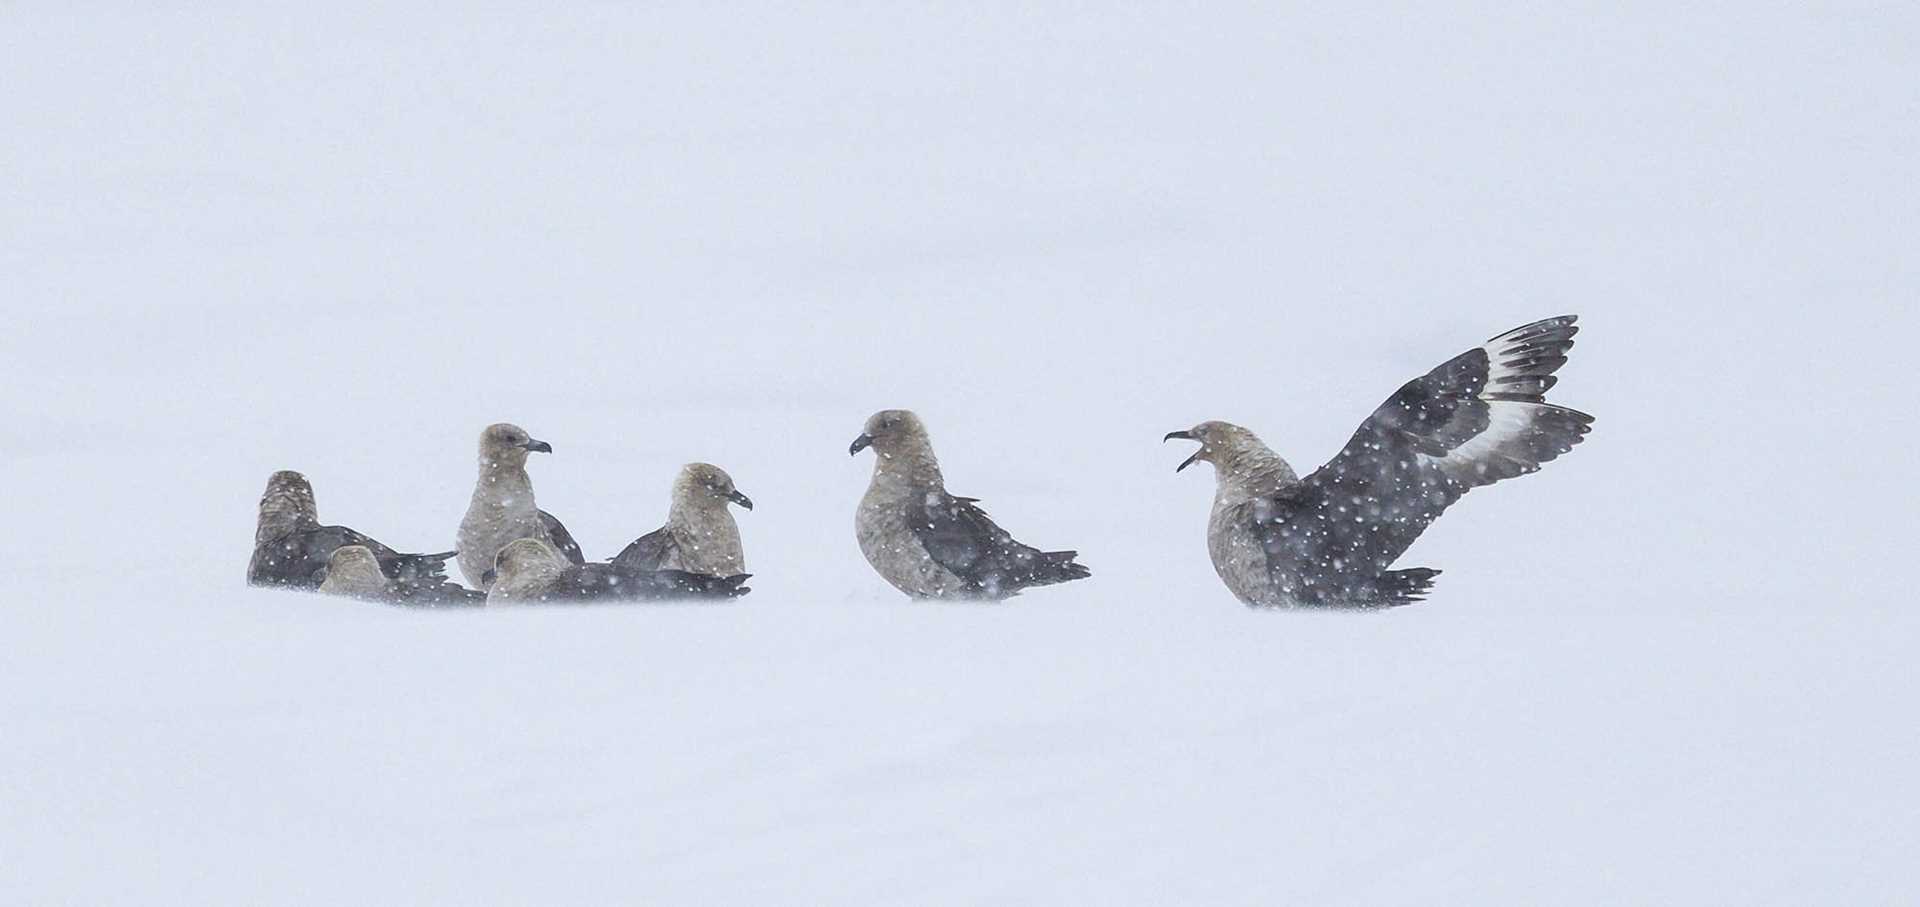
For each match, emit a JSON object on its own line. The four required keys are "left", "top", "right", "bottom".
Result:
{"left": 486, "top": 538, "right": 751, "bottom": 604}
{"left": 849, "top": 409, "right": 1089, "bottom": 600}
{"left": 248, "top": 470, "right": 458, "bottom": 593}
{"left": 613, "top": 463, "right": 753, "bottom": 577}
{"left": 1164, "top": 315, "right": 1594, "bottom": 608}
{"left": 319, "top": 545, "right": 483, "bottom": 607}
{"left": 456, "top": 422, "right": 585, "bottom": 589}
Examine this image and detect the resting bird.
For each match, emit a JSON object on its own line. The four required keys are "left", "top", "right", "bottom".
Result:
{"left": 613, "top": 463, "right": 753, "bottom": 576}
{"left": 1165, "top": 315, "right": 1594, "bottom": 608}
{"left": 248, "top": 470, "right": 457, "bottom": 591}
{"left": 456, "top": 422, "right": 585, "bottom": 589}
{"left": 319, "top": 545, "right": 484, "bottom": 607}
{"left": 486, "top": 538, "right": 751, "bottom": 604}
{"left": 849, "top": 409, "right": 1090, "bottom": 600}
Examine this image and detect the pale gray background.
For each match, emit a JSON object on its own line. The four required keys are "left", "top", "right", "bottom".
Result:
{"left": 3, "top": 4, "right": 1913, "bottom": 903}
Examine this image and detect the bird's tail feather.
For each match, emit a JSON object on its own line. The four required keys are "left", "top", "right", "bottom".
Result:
{"left": 1368, "top": 568, "right": 1441, "bottom": 606}
{"left": 656, "top": 570, "right": 752, "bottom": 599}
{"left": 391, "top": 550, "right": 457, "bottom": 586}
{"left": 1028, "top": 550, "right": 1091, "bottom": 587}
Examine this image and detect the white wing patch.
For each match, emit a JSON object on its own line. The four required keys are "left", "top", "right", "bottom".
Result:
{"left": 1419, "top": 317, "right": 1592, "bottom": 487}
{"left": 1421, "top": 401, "right": 1557, "bottom": 483}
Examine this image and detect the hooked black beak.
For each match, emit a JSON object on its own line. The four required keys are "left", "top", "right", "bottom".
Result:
{"left": 849, "top": 433, "right": 873, "bottom": 456}
{"left": 1163, "top": 430, "right": 1201, "bottom": 472}
{"left": 729, "top": 489, "right": 754, "bottom": 510}
{"left": 522, "top": 438, "right": 553, "bottom": 454}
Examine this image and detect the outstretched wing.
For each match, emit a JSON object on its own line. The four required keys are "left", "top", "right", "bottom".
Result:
{"left": 611, "top": 527, "right": 675, "bottom": 572}
{"left": 910, "top": 492, "right": 1088, "bottom": 597}
{"left": 539, "top": 510, "right": 587, "bottom": 565}
{"left": 1255, "top": 315, "right": 1593, "bottom": 603}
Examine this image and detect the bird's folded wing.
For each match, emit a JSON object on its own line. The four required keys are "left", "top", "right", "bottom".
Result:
{"left": 388, "top": 581, "right": 484, "bottom": 607}
{"left": 554, "top": 564, "right": 745, "bottom": 601}
{"left": 251, "top": 525, "right": 402, "bottom": 587}
{"left": 611, "top": 527, "right": 674, "bottom": 572}
{"left": 910, "top": 493, "right": 1028, "bottom": 589}
{"left": 539, "top": 510, "right": 587, "bottom": 565}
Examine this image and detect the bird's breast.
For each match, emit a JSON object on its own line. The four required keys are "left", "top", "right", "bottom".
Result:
{"left": 1207, "top": 503, "right": 1280, "bottom": 606}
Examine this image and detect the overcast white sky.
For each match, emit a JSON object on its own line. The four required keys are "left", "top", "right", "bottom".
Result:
{"left": 1, "top": 4, "right": 1914, "bottom": 902}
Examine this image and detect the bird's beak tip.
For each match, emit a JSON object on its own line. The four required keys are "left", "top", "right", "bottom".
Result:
{"left": 1165, "top": 430, "right": 1200, "bottom": 471}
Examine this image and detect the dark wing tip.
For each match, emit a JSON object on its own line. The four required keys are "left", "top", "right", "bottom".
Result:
{"left": 1490, "top": 314, "right": 1579, "bottom": 344}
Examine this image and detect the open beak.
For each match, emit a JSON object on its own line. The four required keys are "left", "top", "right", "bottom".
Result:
{"left": 729, "top": 490, "right": 754, "bottom": 510}
{"left": 522, "top": 438, "right": 553, "bottom": 454}
{"left": 849, "top": 433, "right": 873, "bottom": 456}
{"left": 1163, "top": 430, "right": 1202, "bottom": 472}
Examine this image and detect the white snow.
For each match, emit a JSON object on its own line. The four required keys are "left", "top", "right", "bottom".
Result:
{"left": 3, "top": 4, "right": 1915, "bottom": 903}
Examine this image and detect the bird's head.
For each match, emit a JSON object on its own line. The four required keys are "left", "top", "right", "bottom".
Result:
{"left": 325, "top": 545, "right": 386, "bottom": 587}
{"left": 257, "top": 469, "right": 319, "bottom": 541}
{"left": 677, "top": 462, "right": 752, "bottom": 511}
{"left": 493, "top": 537, "right": 566, "bottom": 583}
{"left": 479, "top": 422, "right": 553, "bottom": 468}
{"left": 849, "top": 409, "right": 929, "bottom": 458}
{"left": 261, "top": 469, "right": 315, "bottom": 509}
{"left": 1162, "top": 420, "right": 1268, "bottom": 474}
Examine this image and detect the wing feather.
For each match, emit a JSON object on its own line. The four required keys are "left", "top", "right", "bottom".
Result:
{"left": 539, "top": 510, "right": 587, "bottom": 565}
{"left": 909, "top": 492, "right": 1087, "bottom": 597}
{"left": 612, "top": 526, "right": 675, "bottom": 572}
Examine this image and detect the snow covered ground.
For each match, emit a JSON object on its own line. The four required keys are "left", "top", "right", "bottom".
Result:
{"left": 4, "top": 4, "right": 1915, "bottom": 903}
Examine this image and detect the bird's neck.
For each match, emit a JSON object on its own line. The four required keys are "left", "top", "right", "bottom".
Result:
{"left": 473, "top": 461, "right": 535, "bottom": 510}
{"left": 256, "top": 495, "right": 318, "bottom": 543}
{"left": 1212, "top": 445, "right": 1298, "bottom": 509}
{"left": 670, "top": 498, "right": 735, "bottom": 532}
{"left": 870, "top": 443, "right": 944, "bottom": 492}
{"left": 668, "top": 502, "right": 744, "bottom": 572}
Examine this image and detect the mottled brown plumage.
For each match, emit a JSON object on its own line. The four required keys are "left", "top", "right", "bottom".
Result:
{"left": 1166, "top": 316, "right": 1593, "bottom": 607}
{"left": 487, "top": 538, "right": 750, "bottom": 605}
{"left": 247, "top": 470, "right": 456, "bottom": 592}
{"left": 850, "top": 410, "right": 1088, "bottom": 600}
{"left": 456, "top": 423, "right": 584, "bottom": 589}
{"left": 613, "top": 463, "right": 751, "bottom": 576}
